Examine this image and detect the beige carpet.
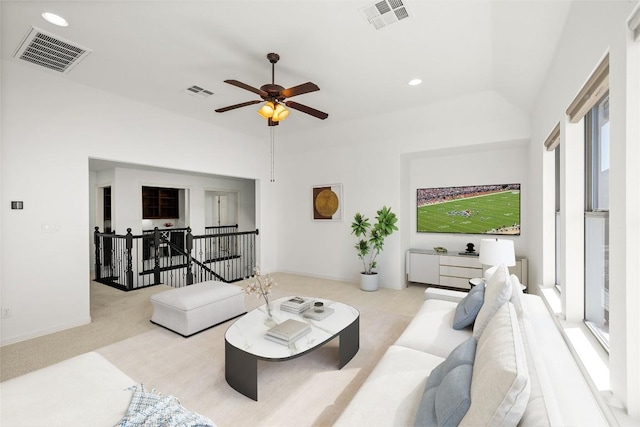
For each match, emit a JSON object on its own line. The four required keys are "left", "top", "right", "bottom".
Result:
{"left": 98, "top": 302, "right": 410, "bottom": 426}
{"left": 0, "top": 282, "right": 171, "bottom": 381}
{"left": 1, "top": 273, "right": 427, "bottom": 426}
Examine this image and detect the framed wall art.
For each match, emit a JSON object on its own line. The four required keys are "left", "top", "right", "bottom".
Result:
{"left": 312, "top": 184, "right": 343, "bottom": 221}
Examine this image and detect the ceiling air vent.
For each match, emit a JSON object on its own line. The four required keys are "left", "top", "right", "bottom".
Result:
{"left": 362, "top": 0, "right": 410, "bottom": 30}
{"left": 13, "top": 27, "right": 92, "bottom": 74}
{"left": 185, "top": 85, "right": 214, "bottom": 98}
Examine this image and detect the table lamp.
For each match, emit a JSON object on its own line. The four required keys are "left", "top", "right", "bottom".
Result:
{"left": 479, "top": 238, "right": 516, "bottom": 281}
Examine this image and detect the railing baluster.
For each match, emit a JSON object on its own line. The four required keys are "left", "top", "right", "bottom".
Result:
{"left": 94, "top": 227, "right": 102, "bottom": 280}
{"left": 153, "top": 227, "right": 161, "bottom": 285}
{"left": 125, "top": 228, "right": 133, "bottom": 290}
{"left": 186, "top": 227, "right": 193, "bottom": 285}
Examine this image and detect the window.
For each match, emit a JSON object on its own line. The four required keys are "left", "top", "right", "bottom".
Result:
{"left": 544, "top": 122, "right": 561, "bottom": 290}
{"left": 142, "top": 186, "right": 179, "bottom": 219}
{"left": 584, "top": 93, "right": 610, "bottom": 350}
{"left": 555, "top": 147, "right": 562, "bottom": 290}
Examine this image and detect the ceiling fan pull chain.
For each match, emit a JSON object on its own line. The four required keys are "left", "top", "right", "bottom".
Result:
{"left": 270, "top": 127, "right": 275, "bottom": 182}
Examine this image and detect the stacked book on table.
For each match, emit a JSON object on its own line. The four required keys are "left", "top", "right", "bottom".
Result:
{"left": 265, "top": 319, "right": 311, "bottom": 345}
{"left": 280, "top": 296, "right": 312, "bottom": 314}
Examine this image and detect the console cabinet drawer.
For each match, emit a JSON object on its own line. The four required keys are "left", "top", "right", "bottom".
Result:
{"left": 439, "top": 265, "right": 483, "bottom": 279}
{"left": 439, "top": 275, "right": 472, "bottom": 290}
{"left": 440, "top": 255, "right": 481, "bottom": 269}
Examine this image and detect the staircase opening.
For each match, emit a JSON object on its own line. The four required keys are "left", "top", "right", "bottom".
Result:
{"left": 89, "top": 159, "right": 258, "bottom": 290}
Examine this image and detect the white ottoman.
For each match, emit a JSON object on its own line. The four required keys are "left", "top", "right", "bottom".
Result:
{"left": 150, "top": 281, "right": 246, "bottom": 337}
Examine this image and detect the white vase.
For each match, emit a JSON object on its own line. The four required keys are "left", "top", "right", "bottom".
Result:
{"left": 360, "top": 272, "right": 379, "bottom": 291}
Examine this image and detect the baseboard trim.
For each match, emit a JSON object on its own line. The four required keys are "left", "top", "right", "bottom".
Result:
{"left": 1, "top": 316, "right": 92, "bottom": 347}
{"left": 275, "top": 269, "right": 405, "bottom": 290}
{"left": 276, "top": 269, "right": 349, "bottom": 284}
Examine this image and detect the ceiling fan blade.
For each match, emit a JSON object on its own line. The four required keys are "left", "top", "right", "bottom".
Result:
{"left": 224, "top": 80, "right": 268, "bottom": 98}
{"left": 282, "top": 82, "right": 320, "bottom": 99}
{"left": 215, "top": 100, "right": 262, "bottom": 113}
{"left": 285, "top": 101, "right": 329, "bottom": 120}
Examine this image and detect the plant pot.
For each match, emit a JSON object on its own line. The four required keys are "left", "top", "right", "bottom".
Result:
{"left": 360, "top": 272, "right": 379, "bottom": 291}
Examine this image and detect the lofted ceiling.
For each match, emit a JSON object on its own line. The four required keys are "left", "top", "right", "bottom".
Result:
{"left": 1, "top": 1, "right": 572, "bottom": 140}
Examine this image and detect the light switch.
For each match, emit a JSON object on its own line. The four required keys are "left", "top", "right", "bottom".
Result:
{"left": 42, "top": 223, "right": 61, "bottom": 233}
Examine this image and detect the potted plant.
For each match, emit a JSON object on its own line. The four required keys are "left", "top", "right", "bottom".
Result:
{"left": 351, "top": 205, "right": 398, "bottom": 291}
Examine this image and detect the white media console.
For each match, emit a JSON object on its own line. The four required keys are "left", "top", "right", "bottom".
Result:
{"left": 406, "top": 249, "right": 528, "bottom": 291}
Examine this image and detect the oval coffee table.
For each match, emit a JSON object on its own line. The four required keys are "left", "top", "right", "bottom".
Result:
{"left": 224, "top": 296, "right": 360, "bottom": 400}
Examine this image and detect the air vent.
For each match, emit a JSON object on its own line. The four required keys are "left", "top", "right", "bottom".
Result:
{"left": 13, "top": 27, "right": 92, "bottom": 74}
{"left": 361, "top": 0, "right": 409, "bottom": 30}
{"left": 185, "top": 85, "right": 214, "bottom": 98}
{"left": 375, "top": 1, "right": 391, "bottom": 15}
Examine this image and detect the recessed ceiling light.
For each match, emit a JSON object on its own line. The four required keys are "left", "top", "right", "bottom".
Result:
{"left": 408, "top": 79, "right": 422, "bottom": 86}
{"left": 42, "top": 12, "right": 68, "bottom": 27}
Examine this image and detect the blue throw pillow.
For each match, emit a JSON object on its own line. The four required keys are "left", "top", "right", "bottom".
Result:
{"left": 415, "top": 338, "right": 477, "bottom": 427}
{"left": 425, "top": 337, "right": 477, "bottom": 390}
{"left": 452, "top": 284, "right": 485, "bottom": 330}
{"left": 415, "top": 365, "right": 474, "bottom": 427}
{"left": 415, "top": 387, "right": 438, "bottom": 426}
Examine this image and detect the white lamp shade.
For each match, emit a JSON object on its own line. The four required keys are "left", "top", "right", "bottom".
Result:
{"left": 479, "top": 239, "right": 515, "bottom": 267}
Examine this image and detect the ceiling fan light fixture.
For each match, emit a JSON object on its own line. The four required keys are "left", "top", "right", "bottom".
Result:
{"left": 272, "top": 103, "right": 289, "bottom": 122}
{"left": 257, "top": 101, "right": 275, "bottom": 119}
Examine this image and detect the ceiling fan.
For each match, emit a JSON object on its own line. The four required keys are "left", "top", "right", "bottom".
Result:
{"left": 215, "top": 52, "right": 329, "bottom": 126}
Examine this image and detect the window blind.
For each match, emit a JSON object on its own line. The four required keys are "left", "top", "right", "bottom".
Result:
{"left": 629, "top": 6, "right": 640, "bottom": 41}
{"left": 566, "top": 54, "right": 609, "bottom": 123}
{"left": 544, "top": 122, "right": 561, "bottom": 151}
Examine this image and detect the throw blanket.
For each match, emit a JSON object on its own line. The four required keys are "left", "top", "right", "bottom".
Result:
{"left": 115, "top": 384, "right": 216, "bottom": 427}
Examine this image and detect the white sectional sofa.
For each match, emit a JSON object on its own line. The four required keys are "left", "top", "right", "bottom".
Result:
{"left": 0, "top": 351, "right": 216, "bottom": 427}
{"left": 0, "top": 352, "right": 136, "bottom": 427}
{"left": 335, "top": 265, "right": 608, "bottom": 426}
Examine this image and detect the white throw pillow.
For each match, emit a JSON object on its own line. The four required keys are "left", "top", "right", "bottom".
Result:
{"left": 460, "top": 302, "right": 530, "bottom": 427}
{"left": 509, "top": 274, "right": 524, "bottom": 319}
{"left": 472, "top": 264, "right": 512, "bottom": 338}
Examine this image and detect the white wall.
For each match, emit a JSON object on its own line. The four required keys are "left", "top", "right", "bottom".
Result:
{"left": 0, "top": 61, "right": 274, "bottom": 345}
{"left": 529, "top": 1, "right": 640, "bottom": 419}
{"left": 274, "top": 90, "right": 530, "bottom": 289}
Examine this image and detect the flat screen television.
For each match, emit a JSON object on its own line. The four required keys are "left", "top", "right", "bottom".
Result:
{"left": 417, "top": 183, "right": 521, "bottom": 235}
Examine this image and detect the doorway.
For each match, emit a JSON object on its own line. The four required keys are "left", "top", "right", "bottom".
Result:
{"left": 103, "top": 186, "right": 112, "bottom": 233}
{"left": 205, "top": 191, "right": 238, "bottom": 227}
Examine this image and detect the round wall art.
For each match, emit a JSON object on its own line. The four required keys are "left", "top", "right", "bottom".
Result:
{"left": 312, "top": 184, "right": 343, "bottom": 220}
{"left": 315, "top": 189, "right": 339, "bottom": 217}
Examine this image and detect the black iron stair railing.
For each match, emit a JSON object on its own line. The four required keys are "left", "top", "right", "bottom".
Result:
{"left": 94, "top": 226, "right": 258, "bottom": 291}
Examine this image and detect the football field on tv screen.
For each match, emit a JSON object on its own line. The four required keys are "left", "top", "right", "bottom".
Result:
{"left": 417, "top": 191, "right": 521, "bottom": 234}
